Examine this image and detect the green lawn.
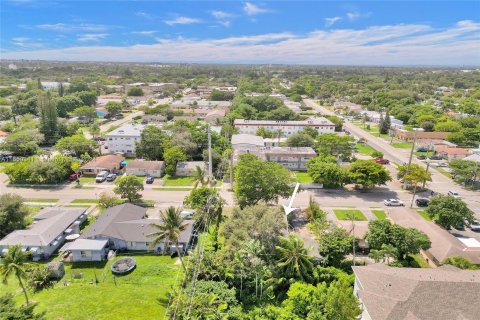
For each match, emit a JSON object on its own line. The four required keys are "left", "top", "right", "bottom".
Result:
{"left": 294, "top": 171, "right": 313, "bottom": 183}
{"left": 391, "top": 142, "right": 413, "bottom": 149}
{"left": 410, "top": 254, "right": 431, "bottom": 268}
{"left": 355, "top": 143, "right": 377, "bottom": 156}
{"left": 436, "top": 168, "right": 452, "bottom": 178}
{"left": 333, "top": 209, "right": 368, "bottom": 221}
{"left": 71, "top": 199, "right": 99, "bottom": 204}
{"left": 371, "top": 209, "right": 387, "bottom": 220}
{"left": 162, "top": 175, "right": 195, "bottom": 186}
{"left": 24, "top": 198, "right": 59, "bottom": 203}
{"left": 79, "top": 177, "right": 97, "bottom": 184}
{"left": 1, "top": 255, "right": 181, "bottom": 320}
{"left": 417, "top": 209, "right": 432, "bottom": 221}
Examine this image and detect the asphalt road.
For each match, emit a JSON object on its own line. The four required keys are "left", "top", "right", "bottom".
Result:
{"left": 303, "top": 99, "right": 480, "bottom": 214}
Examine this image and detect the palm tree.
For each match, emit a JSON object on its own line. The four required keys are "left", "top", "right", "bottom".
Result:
{"left": 192, "top": 165, "right": 209, "bottom": 188}
{"left": 368, "top": 249, "right": 385, "bottom": 263}
{"left": 0, "top": 245, "right": 30, "bottom": 305}
{"left": 381, "top": 244, "right": 398, "bottom": 264}
{"left": 149, "top": 206, "right": 189, "bottom": 272}
{"left": 275, "top": 234, "right": 313, "bottom": 282}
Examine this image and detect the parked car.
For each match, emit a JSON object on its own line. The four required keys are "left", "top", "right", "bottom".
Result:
{"left": 145, "top": 176, "right": 154, "bottom": 184}
{"left": 106, "top": 173, "right": 117, "bottom": 182}
{"left": 417, "top": 155, "right": 426, "bottom": 160}
{"left": 180, "top": 209, "right": 194, "bottom": 220}
{"left": 447, "top": 191, "right": 460, "bottom": 198}
{"left": 416, "top": 147, "right": 428, "bottom": 152}
{"left": 470, "top": 220, "right": 480, "bottom": 231}
{"left": 429, "top": 155, "right": 442, "bottom": 160}
{"left": 95, "top": 171, "right": 109, "bottom": 183}
{"left": 415, "top": 198, "right": 430, "bottom": 207}
{"left": 383, "top": 199, "right": 405, "bottom": 206}
{"left": 437, "top": 162, "right": 448, "bottom": 167}
{"left": 374, "top": 158, "right": 390, "bottom": 165}
{"left": 68, "top": 173, "right": 80, "bottom": 181}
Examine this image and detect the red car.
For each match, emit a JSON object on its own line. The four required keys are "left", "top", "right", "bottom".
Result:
{"left": 68, "top": 173, "right": 80, "bottom": 181}
{"left": 374, "top": 158, "right": 390, "bottom": 165}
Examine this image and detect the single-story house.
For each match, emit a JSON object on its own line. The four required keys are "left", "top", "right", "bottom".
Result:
{"left": 81, "top": 204, "right": 194, "bottom": 253}
{"left": 463, "top": 153, "right": 480, "bottom": 163}
{"left": 417, "top": 139, "right": 457, "bottom": 150}
{"left": 391, "top": 129, "right": 449, "bottom": 141}
{"left": 353, "top": 264, "right": 480, "bottom": 320}
{"left": 436, "top": 147, "right": 471, "bottom": 161}
{"left": 176, "top": 161, "right": 206, "bottom": 177}
{"left": 62, "top": 239, "right": 109, "bottom": 262}
{"left": 142, "top": 114, "right": 167, "bottom": 124}
{"left": 0, "top": 207, "right": 87, "bottom": 261}
{"left": 80, "top": 154, "right": 125, "bottom": 176}
{"left": 205, "top": 109, "right": 226, "bottom": 124}
{"left": 126, "top": 160, "right": 165, "bottom": 177}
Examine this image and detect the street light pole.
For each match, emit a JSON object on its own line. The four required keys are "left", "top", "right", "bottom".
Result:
{"left": 422, "top": 160, "right": 431, "bottom": 189}
{"left": 404, "top": 128, "right": 424, "bottom": 190}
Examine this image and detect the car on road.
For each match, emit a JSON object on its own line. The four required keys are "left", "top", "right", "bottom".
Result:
{"left": 447, "top": 191, "right": 460, "bottom": 198}
{"left": 106, "top": 173, "right": 117, "bottom": 182}
{"left": 415, "top": 198, "right": 430, "bottom": 207}
{"left": 470, "top": 220, "right": 480, "bottom": 232}
{"left": 429, "top": 155, "right": 442, "bottom": 160}
{"left": 417, "top": 155, "right": 426, "bottom": 160}
{"left": 374, "top": 158, "right": 390, "bottom": 165}
{"left": 437, "top": 162, "right": 448, "bottom": 167}
{"left": 383, "top": 199, "right": 405, "bottom": 206}
{"left": 145, "top": 176, "right": 154, "bottom": 184}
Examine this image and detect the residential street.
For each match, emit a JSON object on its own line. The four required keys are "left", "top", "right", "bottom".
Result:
{"left": 303, "top": 99, "right": 480, "bottom": 215}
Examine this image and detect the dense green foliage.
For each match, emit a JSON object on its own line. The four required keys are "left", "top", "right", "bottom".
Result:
{"left": 348, "top": 160, "right": 392, "bottom": 189}
{"left": 425, "top": 195, "right": 474, "bottom": 230}
{"left": 0, "top": 293, "right": 46, "bottom": 320}
{"left": 113, "top": 175, "right": 144, "bottom": 202}
{"left": 0, "top": 194, "right": 30, "bottom": 238}
{"left": 4, "top": 156, "right": 77, "bottom": 184}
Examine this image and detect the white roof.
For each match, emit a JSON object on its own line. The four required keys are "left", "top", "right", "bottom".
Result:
{"left": 106, "top": 124, "right": 145, "bottom": 137}
{"left": 233, "top": 117, "right": 334, "bottom": 126}
{"left": 463, "top": 154, "right": 480, "bottom": 162}
{"left": 67, "top": 239, "right": 108, "bottom": 251}
{"left": 231, "top": 134, "right": 264, "bottom": 146}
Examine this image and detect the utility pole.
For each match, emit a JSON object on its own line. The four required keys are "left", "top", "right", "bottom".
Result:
{"left": 404, "top": 128, "right": 423, "bottom": 190}
{"left": 207, "top": 124, "right": 213, "bottom": 182}
{"left": 229, "top": 151, "right": 234, "bottom": 190}
{"left": 422, "top": 160, "right": 431, "bottom": 189}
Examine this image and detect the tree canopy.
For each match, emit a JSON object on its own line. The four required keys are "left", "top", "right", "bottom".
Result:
{"left": 425, "top": 195, "right": 474, "bottom": 230}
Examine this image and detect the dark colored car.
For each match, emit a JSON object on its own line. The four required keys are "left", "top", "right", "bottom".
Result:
{"left": 415, "top": 198, "right": 430, "bottom": 207}
{"left": 429, "top": 155, "right": 442, "bottom": 160}
{"left": 146, "top": 176, "right": 154, "bottom": 184}
{"left": 374, "top": 158, "right": 390, "bottom": 165}
{"left": 416, "top": 147, "right": 428, "bottom": 152}
{"left": 417, "top": 155, "right": 426, "bottom": 160}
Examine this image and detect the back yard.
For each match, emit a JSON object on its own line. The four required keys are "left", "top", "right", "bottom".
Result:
{"left": 1, "top": 255, "right": 182, "bottom": 320}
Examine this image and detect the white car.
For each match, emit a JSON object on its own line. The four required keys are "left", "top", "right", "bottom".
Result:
{"left": 470, "top": 220, "right": 480, "bottom": 231}
{"left": 383, "top": 199, "right": 405, "bottom": 206}
{"left": 447, "top": 191, "right": 460, "bottom": 198}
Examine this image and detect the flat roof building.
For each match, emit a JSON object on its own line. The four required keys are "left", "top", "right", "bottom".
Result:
{"left": 233, "top": 118, "right": 335, "bottom": 136}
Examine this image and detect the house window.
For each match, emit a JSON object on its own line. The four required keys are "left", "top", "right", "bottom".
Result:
{"left": 128, "top": 241, "right": 136, "bottom": 247}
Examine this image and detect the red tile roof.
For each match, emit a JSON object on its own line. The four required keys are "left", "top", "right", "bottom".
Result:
{"left": 436, "top": 147, "right": 470, "bottom": 155}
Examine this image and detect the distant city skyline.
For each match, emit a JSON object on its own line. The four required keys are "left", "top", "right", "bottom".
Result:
{"left": 1, "top": 1, "right": 479, "bottom": 65}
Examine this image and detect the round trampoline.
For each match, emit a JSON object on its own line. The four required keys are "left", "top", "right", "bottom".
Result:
{"left": 111, "top": 257, "right": 136, "bottom": 275}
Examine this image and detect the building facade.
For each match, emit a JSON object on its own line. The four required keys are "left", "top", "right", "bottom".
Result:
{"left": 261, "top": 147, "right": 317, "bottom": 171}
{"left": 106, "top": 124, "right": 145, "bottom": 156}
{"left": 233, "top": 118, "right": 335, "bottom": 137}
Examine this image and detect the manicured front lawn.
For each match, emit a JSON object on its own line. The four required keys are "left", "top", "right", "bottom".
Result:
{"left": 371, "top": 209, "right": 387, "bottom": 220}
{"left": 294, "top": 171, "right": 313, "bottom": 183}
{"left": 392, "top": 142, "right": 412, "bottom": 149}
{"left": 71, "top": 199, "right": 99, "bottom": 204}
{"left": 436, "top": 168, "right": 452, "bottom": 178}
{"left": 79, "top": 177, "right": 97, "bottom": 184}
{"left": 333, "top": 209, "right": 367, "bottom": 221}
{"left": 24, "top": 198, "right": 59, "bottom": 203}
{"left": 1, "top": 255, "right": 182, "bottom": 320}
{"left": 355, "top": 143, "right": 377, "bottom": 156}
{"left": 162, "top": 175, "right": 195, "bottom": 186}
{"left": 417, "top": 209, "right": 432, "bottom": 221}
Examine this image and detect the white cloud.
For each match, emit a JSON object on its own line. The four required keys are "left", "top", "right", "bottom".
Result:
{"left": 211, "top": 10, "right": 232, "bottom": 19}
{"left": 35, "top": 23, "right": 110, "bottom": 32}
{"left": 244, "top": 2, "right": 269, "bottom": 16}
{"left": 135, "top": 11, "right": 152, "bottom": 19}
{"left": 346, "top": 11, "right": 371, "bottom": 21}
{"left": 11, "top": 37, "right": 44, "bottom": 48}
{"left": 4, "top": 21, "right": 480, "bottom": 66}
{"left": 77, "top": 33, "right": 108, "bottom": 42}
{"left": 130, "top": 31, "right": 156, "bottom": 36}
{"left": 325, "top": 17, "right": 341, "bottom": 27}
{"left": 164, "top": 17, "right": 201, "bottom": 26}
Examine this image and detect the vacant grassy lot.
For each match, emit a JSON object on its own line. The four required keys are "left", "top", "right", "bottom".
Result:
{"left": 1, "top": 255, "right": 181, "bottom": 320}
{"left": 72, "top": 199, "right": 99, "bottom": 204}
{"left": 333, "top": 209, "right": 367, "bottom": 221}
{"left": 355, "top": 143, "right": 377, "bottom": 156}
{"left": 371, "top": 209, "right": 387, "bottom": 220}
{"left": 392, "top": 142, "right": 413, "bottom": 149}
{"left": 162, "top": 175, "right": 195, "bottom": 186}
{"left": 294, "top": 171, "right": 313, "bottom": 183}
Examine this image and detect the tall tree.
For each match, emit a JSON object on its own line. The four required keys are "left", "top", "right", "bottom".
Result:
{"left": 348, "top": 160, "right": 392, "bottom": 189}
{"left": 379, "top": 109, "right": 391, "bottom": 134}
{"left": 316, "top": 133, "right": 355, "bottom": 160}
{"left": 113, "top": 175, "right": 144, "bottom": 203}
{"left": 275, "top": 234, "right": 314, "bottom": 282}
{"left": 307, "top": 157, "right": 348, "bottom": 188}
{"left": 149, "top": 206, "right": 188, "bottom": 271}
{"left": 37, "top": 91, "right": 58, "bottom": 145}
{"left": 0, "top": 194, "right": 30, "bottom": 238}
{"left": 425, "top": 195, "right": 474, "bottom": 230}
{"left": 0, "top": 293, "right": 46, "bottom": 320}
{"left": 0, "top": 246, "right": 30, "bottom": 305}
{"left": 135, "top": 125, "right": 168, "bottom": 160}
{"left": 54, "top": 134, "right": 97, "bottom": 157}
{"left": 192, "top": 165, "right": 209, "bottom": 188}
{"left": 163, "top": 146, "right": 187, "bottom": 176}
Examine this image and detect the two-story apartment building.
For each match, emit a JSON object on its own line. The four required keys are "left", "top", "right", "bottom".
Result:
{"left": 260, "top": 147, "right": 317, "bottom": 171}
{"left": 105, "top": 124, "right": 145, "bottom": 156}
{"left": 233, "top": 118, "right": 335, "bottom": 136}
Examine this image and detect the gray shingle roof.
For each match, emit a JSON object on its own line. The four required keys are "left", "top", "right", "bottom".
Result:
{"left": 0, "top": 207, "right": 86, "bottom": 247}
{"left": 353, "top": 264, "right": 480, "bottom": 320}
{"left": 67, "top": 239, "right": 108, "bottom": 251}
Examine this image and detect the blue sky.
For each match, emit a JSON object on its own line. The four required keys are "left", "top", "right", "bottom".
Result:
{"left": 1, "top": 1, "right": 479, "bottom": 65}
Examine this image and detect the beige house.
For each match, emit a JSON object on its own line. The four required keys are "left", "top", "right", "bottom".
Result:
{"left": 436, "top": 147, "right": 471, "bottom": 161}
{"left": 126, "top": 160, "right": 165, "bottom": 177}
{"left": 80, "top": 154, "right": 125, "bottom": 176}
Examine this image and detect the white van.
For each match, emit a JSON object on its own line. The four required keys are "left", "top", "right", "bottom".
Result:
{"left": 96, "top": 171, "right": 109, "bottom": 183}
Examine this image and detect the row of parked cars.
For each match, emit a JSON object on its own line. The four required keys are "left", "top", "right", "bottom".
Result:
{"left": 383, "top": 191, "right": 461, "bottom": 207}
{"left": 95, "top": 171, "right": 155, "bottom": 184}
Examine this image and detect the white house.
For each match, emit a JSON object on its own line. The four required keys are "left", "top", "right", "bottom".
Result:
{"left": 260, "top": 147, "right": 317, "bottom": 171}
{"left": 176, "top": 161, "right": 206, "bottom": 177}
{"left": 233, "top": 118, "right": 335, "bottom": 136}
{"left": 64, "top": 239, "right": 109, "bottom": 262}
{"left": 0, "top": 207, "right": 87, "bottom": 261}
{"left": 126, "top": 160, "right": 165, "bottom": 177}
{"left": 81, "top": 204, "right": 194, "bottom": 253}
{"left": 106, "top": 124, "right": 145, "bottom": 156}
